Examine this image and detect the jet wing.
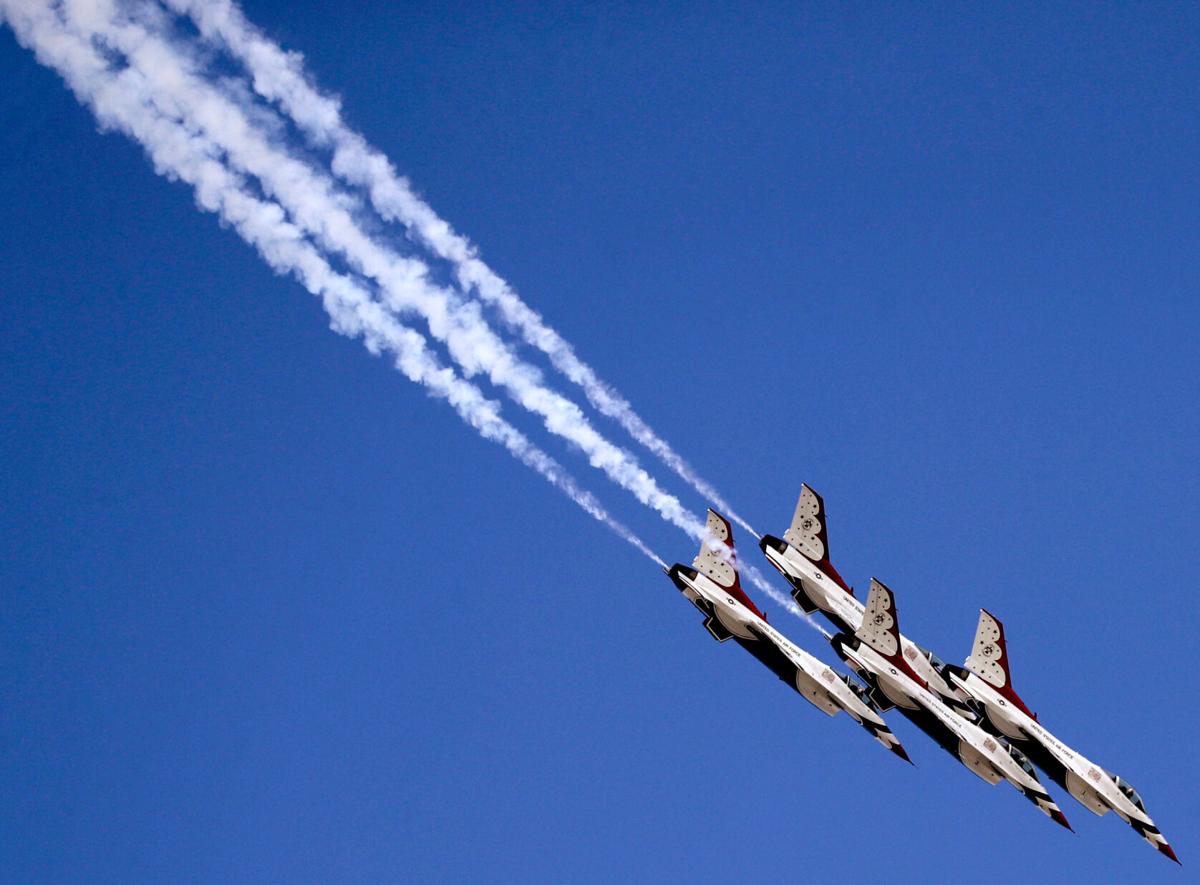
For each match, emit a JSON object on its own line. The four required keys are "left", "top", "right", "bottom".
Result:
{"left": 743, "top": 621, "right": 910, "bottom": 762}
{"left": 667, "top": 512, "right": 909, "bottom": 763}
{"left": 957, "top": 610, "right": 1177, "bottom": 860}
{"left": 907, "top": 674, "right": 1072, "bottom": 829}
{"left": 842, "top": 581, "right": 1071, "bottom": 829}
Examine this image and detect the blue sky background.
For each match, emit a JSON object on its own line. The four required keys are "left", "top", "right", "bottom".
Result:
{"left": 1, "top": 2, "right": 1196, "bottom": 881}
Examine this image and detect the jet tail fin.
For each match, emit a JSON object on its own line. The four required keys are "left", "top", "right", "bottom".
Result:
{"left": 783, "top": 485, "right": 854, "bottom": 594}
{"left": 966, "top": 609, "right": 1036, "bottom": 719}
{"left": 692, "top": 509, "right": 767, "bottom": 621}
{"left": 855, "top": 578, "right": 926, "bottom": 685}
{"left": 855, "top": 579, "right": 903, "bottom": 660}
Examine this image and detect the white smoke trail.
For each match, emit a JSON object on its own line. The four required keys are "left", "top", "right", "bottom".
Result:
{"left": 749, "top": 570, "right": 815, "bottom": 624}
{"left": 61, "top": 0, "right": 715, "bottom": 548}
{"left": 161, "top": 0, "right": 760, "bottom": 539}
{"left": 164, "top": 1, "right": 825, "bottom": 627}
{"left": 738, "top": 550, "right": 823, "bottom": 629}
{"left": 5, "top": 0, "right": 819, "bottom": 628}
{"left": 0, "top": 0, "right": 666, "bottom": 569}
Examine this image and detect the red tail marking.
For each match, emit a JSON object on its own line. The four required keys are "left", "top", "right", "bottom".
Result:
{"left": 979, "top": 609, "right": 1037, "bottom": 720}
{"left": 703, "top": 510, "right": 768, "bottom": 622}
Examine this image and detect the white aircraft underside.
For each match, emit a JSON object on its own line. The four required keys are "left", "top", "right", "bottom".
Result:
{"left": 666, "top": 510, "right": 910, "bottom": 763}
{"left": 760, "top": 486, "right": 963, "bottom": 705}
{"left": 668, "top": 486, "right": 1176, "bottom": 862}
{"left": 948, "top": 610, "right": 1178, "bottom": 863}
{"left": 831, "top": 578, "right": 1072, "bottom": 830}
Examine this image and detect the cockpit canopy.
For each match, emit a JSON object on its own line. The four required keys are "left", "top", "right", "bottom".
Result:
{"left": 1104, "top": 770, "right": 1146, "bottom": 812}
{"left": 916, "top": 644, "right": 947, "bottom": 671}
{"left": 999, "top": 737, "right": 1036, "bottom": 778}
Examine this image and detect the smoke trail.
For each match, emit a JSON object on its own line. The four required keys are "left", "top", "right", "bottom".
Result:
{"left": 738, "top": 551, "right": 824, "bottom": 630}
{"left": 160, "top": 1, "right": 828, "bottom": 627}
{"left": 747, "top": 569, "right": 814, "bottom": 623}
{"left": 62, "top": 0, "right": 716, "bottom": 549}
{"left": 5, "top": 0, "right": 816, "bottom": 628}
{"left": 162, "top": 0, "right": 759, "bottom": 539}
{"left": 0, "top": 0, "right": 665, "bottom": 569}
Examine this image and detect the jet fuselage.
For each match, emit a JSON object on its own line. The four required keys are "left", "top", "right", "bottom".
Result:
{"left": 666, "top": 563, "right": 907, "bottom": 759}
{"left": 945, "top": 667, "right": 1176, "bottom": 860}
{"left": 761, "top": 538, "right": 962, "bottom": 704}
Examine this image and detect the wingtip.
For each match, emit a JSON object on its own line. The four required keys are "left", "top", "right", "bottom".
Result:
{"left": 892, "top": 743, "right": 913, "bottom": 765}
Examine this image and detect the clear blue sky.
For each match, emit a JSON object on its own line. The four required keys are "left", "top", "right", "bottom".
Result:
{"left": 1, "top": 2, "right": 1196, "bottom": 881}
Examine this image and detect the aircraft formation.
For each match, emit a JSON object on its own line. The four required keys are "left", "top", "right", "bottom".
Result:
{"left": 665, "top": 486, "right": 1178, "bottom": 864}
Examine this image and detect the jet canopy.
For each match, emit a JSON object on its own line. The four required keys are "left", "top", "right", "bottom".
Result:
{"left": 1105, "top": 770, "right": 1146, "bottom": 813}
{"left": 915, "top": 644, "right": 946, "bottom": 670}
{"left": 998, "top": 736, "right": 1037, "bottom": 778}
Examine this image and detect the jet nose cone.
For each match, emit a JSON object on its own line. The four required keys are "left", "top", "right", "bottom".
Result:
{"left": 1049, "top": 808, "right": 1075, "bottom": 833}
{"left": 1158, "top": 842, "right": 1181, "bottom": 865}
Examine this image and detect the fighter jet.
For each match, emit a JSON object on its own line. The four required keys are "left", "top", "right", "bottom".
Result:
{"left": 666, "top": 509, "right": 910, "bottom": 762}
{"left": 943, "top": 610, "right": 1179, "bottom": 863}
{"left": 829, "top": 578, "right": 1073, "bottom": 831}
{"left": 760, "top": 485, "right": 965, "bottom": 707}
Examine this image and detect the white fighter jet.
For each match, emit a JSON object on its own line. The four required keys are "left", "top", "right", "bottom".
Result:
{"left": 666, "top": 510, "right": 910, "bottom": 762}
{"left": 759, "top": 485, "right": 965, "bottom": 707}
{"left": 943, "top": 610, "right": 1179, "bottom": 863}
{"left": 830, "top": 578, "right": 1073, "bottom": 831}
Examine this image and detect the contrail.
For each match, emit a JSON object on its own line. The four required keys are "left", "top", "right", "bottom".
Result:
{"left": 0, "top": 0, "right": 666, "bottom": 570}
{"left": 162, "top": 0, "right": 760, "bottom": 539}
{"left": 4, "top": 0, "right": 815, "bottom": 628}
{"left": 64, "top": 0, "right": 717, "bottom": 547}
{"left": 737, "top": 553, "right": 824, "bottom": 630}
{"left": 750, "top": 572, "right": 818, "bottom": 626}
